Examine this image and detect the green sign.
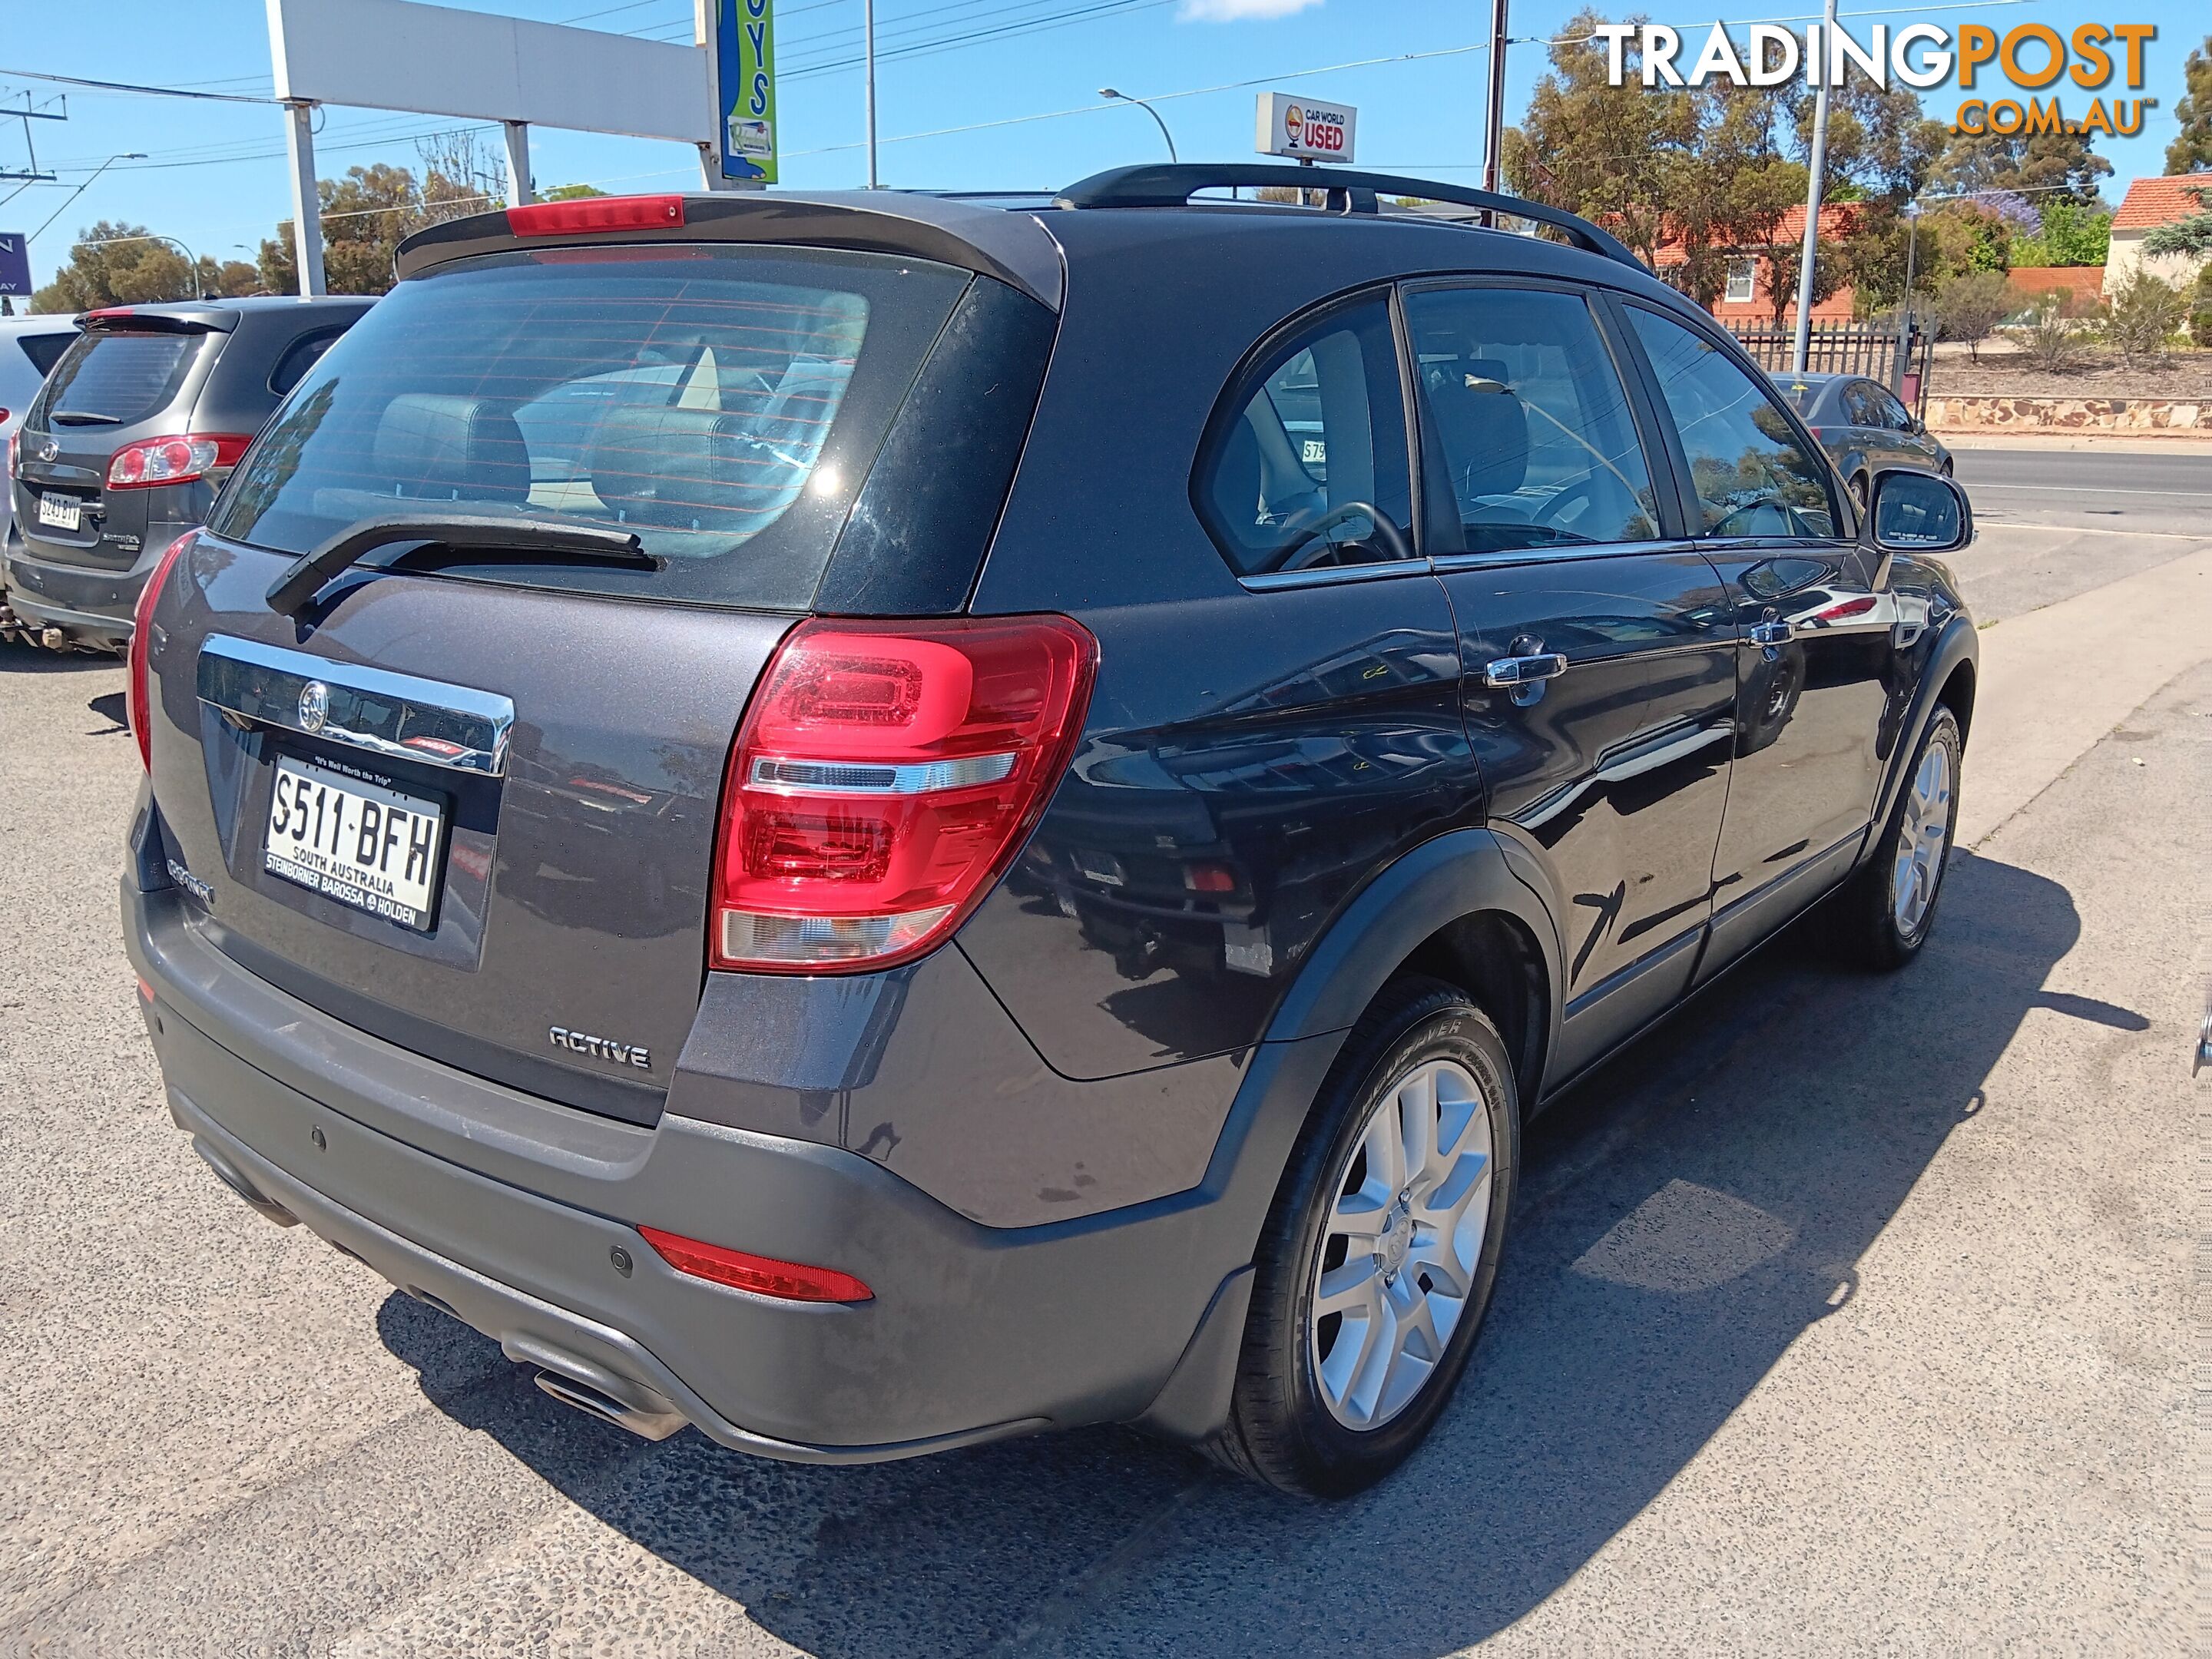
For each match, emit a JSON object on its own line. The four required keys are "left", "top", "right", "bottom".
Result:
{"left": 716, "top": 0, "right": 777, "bottom": 184}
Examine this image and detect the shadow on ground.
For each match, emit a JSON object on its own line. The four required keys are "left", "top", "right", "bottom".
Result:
{"left": 382, "top": 846, "right": 2091, "bottom": 1656}
{"left": 0, "top": 637, "right": 118, "bottom": 674}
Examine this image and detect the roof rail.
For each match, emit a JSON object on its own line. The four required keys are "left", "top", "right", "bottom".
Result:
{"left": 1052, "top": 164, "right": 1644, "bottom": 271}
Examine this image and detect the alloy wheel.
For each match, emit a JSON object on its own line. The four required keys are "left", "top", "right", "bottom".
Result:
{"left": 1891, "top": 741, "right": 1952, "bottom": 935}
{"left": 1307, "top": 1057, "right": 1494, "bottom": 1430}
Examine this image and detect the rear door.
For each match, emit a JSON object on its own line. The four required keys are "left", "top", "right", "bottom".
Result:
{"left": 1614, "top": 303, "right": 1889, "bottom": 979}
{"left": 143, "top": 243, "right": 992, "bottom": 1124}
{"left": 1408, "top": 281, "right": 1737, "bottom": 1080}
{"left": 13, "top": 316, "right": 225, "bottom": 570}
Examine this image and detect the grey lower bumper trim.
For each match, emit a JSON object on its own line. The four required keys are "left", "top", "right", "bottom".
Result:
{"left": 176, "top": 1090, "right": 1051, "bottom": 1467}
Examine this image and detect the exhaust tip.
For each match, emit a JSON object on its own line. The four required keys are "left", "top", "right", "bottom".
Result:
{"left": 190, "top": 1134, "right": 300, "bottom": 1228}
{"left": 531, "top": 1367, "right": 690, "bottom": 1442}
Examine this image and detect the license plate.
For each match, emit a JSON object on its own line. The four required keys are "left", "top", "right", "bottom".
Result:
{"left": 37, "top": 492, "right": 80, "bottom": 531}
{"left": 263, "top": 757, "right": 448, "bottom": 932}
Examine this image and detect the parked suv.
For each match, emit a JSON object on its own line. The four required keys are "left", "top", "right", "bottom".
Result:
{"left": 124, "top": 171, "right": 1977, "bottom": 1497}
{"left": 0, "top": 314, "right": 81, "bottom": 619}
{"left": 6, "top": 296, "right": 372, "bottom": 650}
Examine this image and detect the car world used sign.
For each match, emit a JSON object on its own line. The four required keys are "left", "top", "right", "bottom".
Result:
{"left": 1255, "top": 92, "right": 1357, "bottom": 164}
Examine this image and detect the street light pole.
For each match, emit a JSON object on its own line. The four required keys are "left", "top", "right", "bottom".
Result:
{"left": 1098, "top": 88, "right": 1177, "bottom": 161}
{"left": 1481, "top": 0, "right": 1510, "bottom": 195}
{"left": 864, "top": 0, "right": 879, "bottom": 187}
{"left": 1790, "top": 0, "right": 1837, "bottom": 374}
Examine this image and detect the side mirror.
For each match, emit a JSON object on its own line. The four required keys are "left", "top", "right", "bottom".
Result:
{"left": 1866, "top": 468, "right": 1970, "bottom": 554}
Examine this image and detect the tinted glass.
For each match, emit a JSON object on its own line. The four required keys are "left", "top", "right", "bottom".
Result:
{"left": 17, "top": 331, "right": 76, "bottom": 377}
{"left": 1406, "top": 286, "right": 1660, "bottom": 554}
{"left": 1872, "top": 386, "right": 1916, "bottom": 432}
{"left": 1195, "top": 295, "right": 1413, "bottom": 576}
{"left": 1840, "top": 381, "right": 1883, "bottom": 426}
{"left": 211, "top": 247, "right": 969, "bottom": 610}
{"left": 35, "top": 331, "right": 200, "bottom": 427}
{"left": 1626, "top": 306, "right": 1836, "bottom": 539}
{"left": 1778, "top": 376, "right": 1824, "bottom": 414}
{"left": 268, "top": 329, "right": 343, "bottom": 396}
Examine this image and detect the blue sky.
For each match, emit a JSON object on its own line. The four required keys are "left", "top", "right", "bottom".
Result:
{"left": 3, "top": 0, "right": 2205, "bottom": 290}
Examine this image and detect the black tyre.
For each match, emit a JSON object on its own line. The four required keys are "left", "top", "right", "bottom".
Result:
{"left": 1833, "top": 707, "right": 1962, "bottom": 969}
{"left": 1208, "top": 975, "right": 1518, "bottom": 1497}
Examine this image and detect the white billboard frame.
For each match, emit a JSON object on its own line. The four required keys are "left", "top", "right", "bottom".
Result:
{"left": 264, "top": 0, "right": 727, "bottom": 295}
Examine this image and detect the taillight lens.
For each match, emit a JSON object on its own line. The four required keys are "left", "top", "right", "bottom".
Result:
{"left": 637, "top": 1225, "right": 873, "bottom": 1303}
{"left": 712, "top": 614, "right": 1098, "bottom": 972}
{"left": 128, "top": 531, "right": 196, "bottom": 772}
{"left": 107, "top": 433, "right": 252, "bottom": 490}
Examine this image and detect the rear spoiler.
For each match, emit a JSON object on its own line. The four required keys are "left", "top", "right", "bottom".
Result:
{"left": 393, "top": 192, "right": 1065, "bottom": 310}
{"left": 78, "top": 306, "right": 237, "bottom": 335}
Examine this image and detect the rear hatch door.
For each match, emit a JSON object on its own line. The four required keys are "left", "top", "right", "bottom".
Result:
{"left": 15, "top": 311, "right": 228, "bottom": 564}
{"left": 145, "top": 241, "right": 998, "bottom": 1124}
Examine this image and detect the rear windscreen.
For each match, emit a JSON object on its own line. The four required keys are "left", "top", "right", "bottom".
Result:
{"left": 210, "top": 246, "right": 972, "bottom": 611}
{"left": 35, "top": 330, "right": 201, "bottom": 427}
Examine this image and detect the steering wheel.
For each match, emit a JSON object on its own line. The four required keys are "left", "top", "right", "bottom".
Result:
{"left": 1277, "top": 501, "right": 1415, "bottom": 571}
{"left": 1708, "top": 497, "right": 1801, "bottom": 538}
{"left": 1531, "top": 476, "right": 1601, "bottom": 531}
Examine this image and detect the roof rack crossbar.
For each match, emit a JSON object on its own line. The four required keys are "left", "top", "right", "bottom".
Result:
{"left": 1052, "top": 164, "right": 1643, "bottom": 270}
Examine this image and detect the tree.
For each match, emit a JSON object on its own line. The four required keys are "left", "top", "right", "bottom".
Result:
{"left": 1934, "top": 270, "right": 2018, "bottom": 361}
{"left": 2167, "top": 35, "right": 2212, "bottom": 175}
{"left": 257, "top": 134, "right": 509, "bottom": 297}
{"left": 2103, "top": 270, "right": 2188, "bottom": 366}
{"left": 2010, "top": 200, "right": 2112, "bottom": 267}
{"left": 1503, "top": 11, "right": 1703, "bottom": 275}
{"left": 542, "top": 183, "right": 609, "bottom": 201}
{"left": 2140, "top": 184, "right": 2212, "bottom": 260}
{"left": 195, "top": 257, "right": 263, "bottom": 297}
{"left": 31, "top": 223, "right": 196, "bottom": 311}
{"left": 1929, "top": 127, "right": 2111, "bottom": 207}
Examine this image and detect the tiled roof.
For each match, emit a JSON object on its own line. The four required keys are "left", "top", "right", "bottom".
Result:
{"left": 2112, "top": 175, "right": 2212, "bottom": 230}
{"left": 1648, "top": 201, "right": 1858, "bottom": 265}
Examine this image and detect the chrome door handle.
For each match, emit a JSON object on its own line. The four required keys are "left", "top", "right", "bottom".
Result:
{"left": 1749, "top": 618, "right": 1792, "bottom": 648}
{"left": 1483, "top": 652, "right": 1568, "bottom": 688}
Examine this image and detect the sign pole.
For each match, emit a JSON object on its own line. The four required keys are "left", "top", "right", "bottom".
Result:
{"left": 283, "top": 101, "right": 326, "bottom": 297}
{"left": 864, "top": 0, "right": 879, "bottom": 187}
{"left": 1791, "top": 0, "right": 1837, "bottom": 374}
{"left": 1482, "top": 0, "right": 1509, "bottom": 195}
{"left": 502, "top": 121, "right": 532, "bottom": 207}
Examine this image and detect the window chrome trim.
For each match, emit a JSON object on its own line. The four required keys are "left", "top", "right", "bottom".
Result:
{"left": 1239, "top": 557, "right": 1435, "bottom": 592}
{"left": 196, "top": 634, "right": 514, "bottom": 777}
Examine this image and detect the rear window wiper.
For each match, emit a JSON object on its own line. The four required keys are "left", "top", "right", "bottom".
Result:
{"left": 51, "top": 411, "right": 122, "bottom": 426}
{"left": 266, "top": 513, "right": 661, "bottom": 617}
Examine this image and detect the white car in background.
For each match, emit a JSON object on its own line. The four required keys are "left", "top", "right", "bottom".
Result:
{"left": 0, "top": 313, "right": 83, "bottom": 558}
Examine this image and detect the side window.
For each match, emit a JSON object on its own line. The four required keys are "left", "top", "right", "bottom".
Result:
{"left": 1625, "top": 306, "right": 1836, "bottom": 540}
{"left": 1404, "top": 285, "right": 1661, "bottom": 555}
{"left": 269, "top": 330, "right": 343, "bottom": 397}
{"left": 1873, "top": 386, "right": 1917, "bottom": 432}
{"left": 1194, "top": 295, "right": 1413, "bottom": 576}
{"left": 1839, "top": 381, "right": 1881, "bottom": 427}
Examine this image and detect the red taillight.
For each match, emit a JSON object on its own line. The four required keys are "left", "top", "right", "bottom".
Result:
{"left": 107, "top": 433, "right": 251, "bottom": 490}
{"left": 506, "top": 194, "right": 686, "bottom": 238}
{"left": 1183, "top": 863, "right": 1237, "bottom": 894}
{"left": 128, "top": 531, "right": 196, "bottom": 772}
{"left": 712, "top": 614, "right": 1097, "bottom": 972}
{"left": 637, "top": 1225, "right": 873, "bottom": 1303}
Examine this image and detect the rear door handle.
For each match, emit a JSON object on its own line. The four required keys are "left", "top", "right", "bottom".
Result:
{"left": 1483, "top": 652, "right": 1568, "bottom": 687}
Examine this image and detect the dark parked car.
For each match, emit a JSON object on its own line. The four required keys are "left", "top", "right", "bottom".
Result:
{"left": 1778, "top": 371, "right": 1952, "bottom": 508}
{"left": 5, "top": 296, "right": 372, "bottom": 651}
{"left": 124, "top": 171, "right": 1978, "bottom": 1497}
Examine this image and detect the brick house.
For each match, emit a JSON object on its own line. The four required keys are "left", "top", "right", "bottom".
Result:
{"left": 2103, "top": 175, "right": 2211, "bottom": 290}
{"left": 1651, "top": 202, "right": 1860, "bottom": 323}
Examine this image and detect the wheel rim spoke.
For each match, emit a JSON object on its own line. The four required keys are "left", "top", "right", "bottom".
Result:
{"left": 1892, "top": 743, "right": 1950, "bottom": 932}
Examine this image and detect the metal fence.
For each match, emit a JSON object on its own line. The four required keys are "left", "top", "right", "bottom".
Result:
{"left": 1722, "top": 321, "right": 1936, "bottom": 417}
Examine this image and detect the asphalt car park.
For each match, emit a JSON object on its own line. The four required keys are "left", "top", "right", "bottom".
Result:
{"left": 0, "top": 444, "right": 2196, "bottom": 1654}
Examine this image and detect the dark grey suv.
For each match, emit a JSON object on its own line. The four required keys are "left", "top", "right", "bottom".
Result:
{"left": 125, "top": 171, "right": 1978, "bottom": 1496}
{"left": 6, "top": 296, "right": 372, "bottom": 650}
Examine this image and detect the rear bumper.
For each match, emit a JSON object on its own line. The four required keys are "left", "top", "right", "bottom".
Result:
{"left": 1, "top": 531, "right": 180, "bottom": 645}
{"left": 124, "top": 876, "right": 1286, "bottom": 1459}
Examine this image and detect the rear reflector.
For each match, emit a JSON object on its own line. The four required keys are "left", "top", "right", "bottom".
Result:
{"left": 637, "top": 1226, "right": 873, "bottom": 1303}
{"left": 712, "top": 615, "right": 1098, "bottom": 973}
{"left": 507, "top": 195, "right": 686, "bottom": 237}
{"left": 128, "top": 531, "right": 196, "bottom": 772}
